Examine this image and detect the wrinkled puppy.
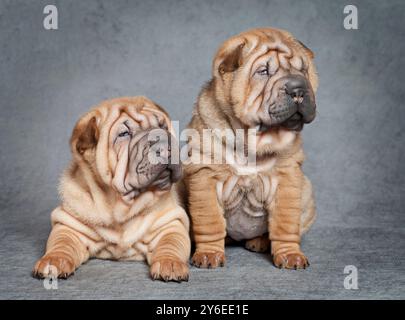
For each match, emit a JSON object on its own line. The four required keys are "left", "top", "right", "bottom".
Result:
{"left": 184, "top": 28, "right": 318, "bottom": 269}
{"left": 33, "top": 97, "right": 190, "bottom": 282}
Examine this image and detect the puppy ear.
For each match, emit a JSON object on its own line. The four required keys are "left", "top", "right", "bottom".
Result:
{"left": 215, "top": 42, "right": 245, "bottom": 75}
{"left": 70, "top": 112, "right": 99, "bottom": 156}
{"left": 296, "top": 40, "right": 314, "bottom": 59}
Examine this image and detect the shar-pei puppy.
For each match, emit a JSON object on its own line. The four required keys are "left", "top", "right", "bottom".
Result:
{"left": 184, "top": 28, "right": 318, "bottom": 269}
{"left": 33, "top": 97, "right": 190, "bottom": 282}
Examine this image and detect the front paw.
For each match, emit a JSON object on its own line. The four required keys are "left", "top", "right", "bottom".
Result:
{"left": 32, "top": 254, "right": 75, "bottom": 279}
{"left": 191, "top": 251, "right": 225, "bottom": 268}
{"left": 272, "top": 251, "right": 309, "bottom": 269}
{"left": 150, "top": 259, "right": 189, "bottom": 282}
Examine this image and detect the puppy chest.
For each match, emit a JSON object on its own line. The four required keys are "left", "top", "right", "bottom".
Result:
{"left": 96, "top": 236, "right": 147, "bottom": 261}
{"left": 216, "top": 174, "right": 278, "bottom": 241}
{"left": 94, "top": 220, "right": 151, "bottom": 261}
{"left": 97, "top": 244, "right": 144, "bottom": 261}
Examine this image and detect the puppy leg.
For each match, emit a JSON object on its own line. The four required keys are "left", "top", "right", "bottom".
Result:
{"left": 150, "top": 227, "right": 190, "bottom": 282}
{"left": 300, "top": 175, "right": 316, "bottom": 235}
{"left": 245, "top": 233, "right": 270, "bottom": 253}
{"left": 269, "top": 165, "right": 309, "bottom": 269}
{"left": 33, "top": 224, "right": 89, "bottom": 279}
{"left": 187, "top": 170, "right": 226, "bottom": 268}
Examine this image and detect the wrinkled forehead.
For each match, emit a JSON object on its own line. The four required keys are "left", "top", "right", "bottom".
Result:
{"left": 96, "top": 101, "right": 172, "bottom": 134}
{"left": 222, "top": 29, "right": 310, "bottom": 73}
{"left": 252, "top": 33, "right": 307, "bottom": 67}
{"left": 243, "top": 30, "right": 295, "bottom": 53}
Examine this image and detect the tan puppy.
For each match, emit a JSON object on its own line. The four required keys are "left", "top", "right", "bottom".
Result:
{"left": 184, "top": 28, "right": 318, "bottom": 269}
{"left": 33, "top": 97, "right": 190, "bottom": 282}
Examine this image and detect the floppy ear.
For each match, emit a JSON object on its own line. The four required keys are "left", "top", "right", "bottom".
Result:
{"left": 70, "top": 113, "right": 99, "bottom": 156}
{"left": 296, "top": 40, "right": 314, "bottom": 59}
{"left": 215, "top": 42, "right": 245, "bottom": 76}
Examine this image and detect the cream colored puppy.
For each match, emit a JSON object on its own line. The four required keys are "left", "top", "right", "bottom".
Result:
{"left": 33, "top": 97, "right": 190, "bottom": 282}
{"left": 184, "top": 28, "right": 317, "bottom": 269}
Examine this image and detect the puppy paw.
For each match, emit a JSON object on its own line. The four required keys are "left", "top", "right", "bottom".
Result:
{"left": 191, "top": 251, "right": 225, "bottom": 268}
{"left": 32, "top": 254, "right": 75, "bottom": 279}
{"left": 150, "top": 259, "right": 189, "bottom": 282}
{"left": 245, "top": 235, "right": 270, "bottom": 253}
{"left": 272, "top": 251, "right": 309, "bottom": 269}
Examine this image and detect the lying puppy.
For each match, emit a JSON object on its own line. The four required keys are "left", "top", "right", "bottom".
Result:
{"left": 33, "top": 97, "right": 190, "bottom": 282}
{"left": 184, "top": 28, "right": 318, "bottom": 269}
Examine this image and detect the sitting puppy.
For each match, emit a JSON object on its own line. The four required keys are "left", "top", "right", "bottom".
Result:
{"left": 33, "top": 97, "right": 190, "bottom": 282}
{"left": 184, "top": 28, "right": 318, "bottom": 269}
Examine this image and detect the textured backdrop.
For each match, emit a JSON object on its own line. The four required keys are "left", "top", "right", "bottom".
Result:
{"left": 0, "top": 0, "right": 404, "bottom": 299}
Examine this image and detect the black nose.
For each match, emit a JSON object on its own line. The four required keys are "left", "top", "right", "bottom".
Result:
{"left": 285, "top": 75, "right": 309, "bottom": 102}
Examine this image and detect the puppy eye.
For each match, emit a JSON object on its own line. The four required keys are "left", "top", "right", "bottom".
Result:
{"left": 257, "top": 68, "right": 269, "bottom": 76}
{"left": 118, "top": 130, "right": 131, "bottom": 138}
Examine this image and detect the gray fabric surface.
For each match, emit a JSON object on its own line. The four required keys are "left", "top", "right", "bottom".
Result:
{"left": 0, "top": 0, "right": 404, "bottom": 299}
{"left": 0, "top": 225, "right": 404, "bottom": 299}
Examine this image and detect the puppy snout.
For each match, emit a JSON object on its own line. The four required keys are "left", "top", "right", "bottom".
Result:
{"left": 285, "top": 75, "right": 309, "bottom": 104}
{"left": 146, "top": 130, "right": 182, "bottom": 185}
{"left": 269, "top": 74, "right": 316, "bottom": 128}
{"left": 289, "top": 88, "right": 305, "bottom": 103}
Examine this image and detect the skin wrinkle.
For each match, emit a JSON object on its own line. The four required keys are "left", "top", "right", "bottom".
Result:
{"left": 135, "top": 143, "right": 150, "bottom": 177}
{"left": 236, "top": 38, "right": 312, "bottom": 129}
{"left": 52, "top": 208, "right": 102, "bottom": 242}
{"left": 112, "top": 140, "right": 130, "bottom": 194}
{"left": 244, "top": 50, "right": 269, "bottom": 106}
{"left": 142, "top": 107, "right": 171, "bottom": 132}
{"left": 114, "top": 125, "right": 165, "bottom": 196}
{"left": 247, "top": 81, "right": 264, "bottom": 114}
{"left": 33, "top": 97, "right": 190, "bottom": 281}
{"left": 240, "top": 44, "right": 310, "bottom": 128}
{"left": 124, "top": 142, "right": 136, "bottom": 192}
{"left": 110, "top": 113, "right": 143, "bottom": 188}
{"left": 290, "top": 55, "right": 303, "bottom": 71}
{"left": 249, "top": 49, "right": 274, "bottom": 77}
{"left": 239, "top": 45, "right": 270, "bottom": 112}
{"left": 185, "top": 28, "right": 317, "bottom": 269}
{"left": 97, "top": 108, "right": 121, "bottom": 185}
{"left": 111, "top": 108, "right": 176, "bottom": 195}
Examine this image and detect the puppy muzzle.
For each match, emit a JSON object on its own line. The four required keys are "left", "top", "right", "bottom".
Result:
{"left": 126, "top": 128, "right": 182, "bottom": 193}
{"left": 268, "top": 74, "right": 316, "bottom": 131}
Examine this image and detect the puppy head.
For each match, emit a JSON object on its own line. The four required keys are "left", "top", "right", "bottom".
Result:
{"left": 212, "top": 28, "right": 318, "bottom": 155}
{"left": 70, "top": 96, "right": 181, "bottom": 202}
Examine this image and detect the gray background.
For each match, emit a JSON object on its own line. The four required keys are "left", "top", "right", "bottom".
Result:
{"left": 0, "top": 0, "right": 404, "bottom": 299}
